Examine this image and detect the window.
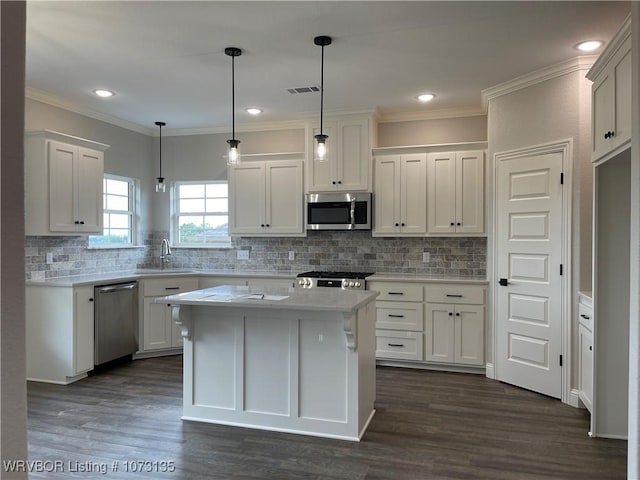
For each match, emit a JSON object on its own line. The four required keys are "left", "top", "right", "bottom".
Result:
{"left": 173, "top": 181, "right": 229, "bottom": 246}
{"left": 88, "top": 175, "right": 136, "bottom": 246}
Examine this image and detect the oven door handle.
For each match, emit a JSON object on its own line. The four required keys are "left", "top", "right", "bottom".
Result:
{"left": 350, "top": 196, "right": 356, "bottom": 228}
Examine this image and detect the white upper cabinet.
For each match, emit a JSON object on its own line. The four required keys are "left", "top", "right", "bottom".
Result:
{"left": 25, "top": 131, "right": 108, "bottom": 236}
{"left": 229, "top": 159, "right": 304, "bottom": 236}
{"left": 427, "top": 150, "right": 484, "bottom": 235}
{"left": 587, "top": 18, "right": 631, "bottom": 162}
{"left": 373, "top": 153, "right": 427, "bottom": 236}
{"left": 305, "top": 115, "right": 374, "bottom": 192}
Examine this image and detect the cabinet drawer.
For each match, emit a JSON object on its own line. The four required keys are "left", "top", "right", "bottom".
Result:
{"left": 143, "top": 277, "right": 199, "bottom": 297}
{"left": 368, "top": 282, "right": 423, "bottom": 302}
{"left": 376, "top": 330, "right": 423, "bottom": 360}
{"left": 376, "top": 302, "right": 423, "bottom": 331}
{"left": 425, "top": 284, "right": 485, "bottom": 304}
{"left": 578, "top": 303, "right": 594, "bottom": 332}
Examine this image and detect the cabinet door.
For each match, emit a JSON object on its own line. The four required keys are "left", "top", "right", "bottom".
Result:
{"left": 336, "top": 118, "right": 369, "bottom": 191}
{"left": 427, "top": 152, "right": 456, "bottom": 234}
{"left": 308, "top": 123, "right": 336, "bottom": 191}
{"left": 74, "top": 286, "right": 95, "bottom": 375}
{"left": 579, "top": 323, "right": 593, "bottom": 412}
{"left": 455, "top": 151, "right": 484, "bottom": 234}
{"left": 612, "top": 45, "right": 631, "bottom": 152}
{"left": 373, "top": 156, "right": 401, "bottom": 234}
{"left": 454, "top": 304, "right": 484, "bottom": 365}
{"left": 48, "top": 141, "right": 78, "bottom": 232}
{"left": 400, "top": 154, "right": 427, "bottom": 234}
{"left": 143, "top": 298, "right": 173, "bottom": 351}
{"left": 424, "top": 303, "right": 455, "bottom": 363}
{"left": 265, "top": 161, "right": 303, "bottom": 234}
{"left": 171, "top": 314, "right": 183, "bottom": 348}
{"left": 76, "top": 147, "right": 104, "bottom": 233}
{"left": 592, "top": 71, "right": 614, "bottom": 160}
{"left": 229, "top": 163, "right": 266, "bottom": 234}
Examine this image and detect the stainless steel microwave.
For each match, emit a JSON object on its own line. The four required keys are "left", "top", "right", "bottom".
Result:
{"left": 306, "top": 192, "right": 372, "bottom": 230}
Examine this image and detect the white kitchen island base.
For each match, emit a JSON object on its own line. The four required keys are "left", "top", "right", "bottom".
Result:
{"left": 167, "top": 286, "right": 378, "bottom": 441}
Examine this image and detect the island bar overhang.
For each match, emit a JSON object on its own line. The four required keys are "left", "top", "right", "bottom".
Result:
{"left": 165, "top": 285, "right": 379, "bottom": 441}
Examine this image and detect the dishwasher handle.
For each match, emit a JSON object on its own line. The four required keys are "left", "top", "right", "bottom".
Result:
{"left": 97, "top": 283, "right": 137, "bottom": 294}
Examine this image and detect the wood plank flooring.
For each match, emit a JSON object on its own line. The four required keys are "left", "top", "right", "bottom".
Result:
{"left": 27, "top": 356, "right": 626, "bottom": 479}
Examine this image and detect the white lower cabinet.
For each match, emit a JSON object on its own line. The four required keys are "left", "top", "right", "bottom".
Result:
{"left": 370, "top": 280, "right": 486, "bottom": 369}
{"left": 139, "top": 277, "right": 199, "bottom": 353}
{"left": 425, "top": 284, "right": 485, "bottom": 366}
{"left": 26, "top": 285, "right": 95, "bottom": 384}
{"left": 578, "top": 295, "right": 594, "bottom": 413}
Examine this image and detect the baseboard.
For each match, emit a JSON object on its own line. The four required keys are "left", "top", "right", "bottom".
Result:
{"left": 376, "top": 359, "right": 485, "bottom": 375}
{"left": 485, "top": 362, "right": 495, "bottom": 379}
{"left": 568, "top": 388, "right": 583, "bottom": 408}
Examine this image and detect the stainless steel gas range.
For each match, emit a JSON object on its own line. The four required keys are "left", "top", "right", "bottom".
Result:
{"left": 296, "top": 271, "right": 374, "bottom": 290}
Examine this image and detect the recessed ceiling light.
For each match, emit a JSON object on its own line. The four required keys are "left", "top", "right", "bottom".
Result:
{"left": 93, "top": 89, "right": 114, "bottom": 98}
{"left": 417, "top": 93, "right": 435, "bottom": 103}
{"left": 576, "top": 40, "right": 603, "bottom": 52}
{"left": 246, "top": 108, "right": 262, "bottom": 115}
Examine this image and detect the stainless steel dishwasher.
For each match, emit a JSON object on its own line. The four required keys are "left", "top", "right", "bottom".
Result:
{"left": 94, "top": 281, "right": 139, "bottom": 366}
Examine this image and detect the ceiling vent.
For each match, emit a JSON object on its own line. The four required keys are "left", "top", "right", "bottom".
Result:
{"left": 287, "top": 86, "right": 320, "bottom": 94}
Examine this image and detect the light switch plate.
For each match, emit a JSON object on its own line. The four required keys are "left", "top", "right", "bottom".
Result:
{"left": 46, "top": 252, "right": 54, "bottom": 264}
{"left": 422, "top": 252, "right": 430, "bottom": 263}
{"left": 236, "top": 250, "right": 250, "bottom": 260}
{"left": 289, "top": 251, "right": 295, "bottom": 261}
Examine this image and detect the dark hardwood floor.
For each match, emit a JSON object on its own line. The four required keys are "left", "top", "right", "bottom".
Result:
{"left": 27, "top": 356, "right": 626, "bottom": 479}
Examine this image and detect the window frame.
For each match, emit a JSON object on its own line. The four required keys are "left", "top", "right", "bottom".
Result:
{"left": 88, "top": 174, "right": 138, "bottom": 248}
{"left": 171, "top": 180, "right": 231, "bottom": 248}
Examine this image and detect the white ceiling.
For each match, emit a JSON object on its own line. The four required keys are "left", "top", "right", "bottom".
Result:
{"left": 26, "top": 1, "right": 630, "bottom": 135}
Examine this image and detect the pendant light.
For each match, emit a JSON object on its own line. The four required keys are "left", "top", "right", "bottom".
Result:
{"left": 155, "top": 121, "right": 166, "bottom": 193}
{"left": 314, "top": 35, "right": 332, "bottom": 162}
{"left": 225, "top": 47, "right": 242, "bottom": 166}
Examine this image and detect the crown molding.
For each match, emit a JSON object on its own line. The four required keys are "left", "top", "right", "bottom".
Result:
{"left": 586, "top": 13, "right": 630, "bottom": 81}
{"left": 481, "top": 55, "right": 598, "bottom": 111}
{"left": 26, "top": 87, "right": 156, "bottom": 136}
{"left": 163, "top": 120, "right": 307, "bottom": 137}
{"left": 377, "top": 107, "right": 486, "bottom": 124}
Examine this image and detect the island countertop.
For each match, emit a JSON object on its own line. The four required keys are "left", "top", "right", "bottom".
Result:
{"left": 159, "top": 284, "right": 379, "bottom": 313}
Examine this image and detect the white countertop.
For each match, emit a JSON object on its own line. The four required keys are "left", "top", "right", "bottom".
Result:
{"left": 26, "top": 269, "right": 487, "bottom": 288}
{"left": 159, "top": 285, "right": 379, "bottom": 313}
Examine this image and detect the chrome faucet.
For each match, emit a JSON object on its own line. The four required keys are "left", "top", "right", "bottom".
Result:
{"left": 160, "top": 238, "right": 172, "bottom": 268}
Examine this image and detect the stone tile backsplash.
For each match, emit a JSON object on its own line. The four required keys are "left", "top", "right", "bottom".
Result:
{"left": 25, "top": 232, "right": 486, "bottom": 280}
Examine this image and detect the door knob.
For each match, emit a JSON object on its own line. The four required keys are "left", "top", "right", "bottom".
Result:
{"left": 498, "top": 278, "right": 510, "bottom": 286}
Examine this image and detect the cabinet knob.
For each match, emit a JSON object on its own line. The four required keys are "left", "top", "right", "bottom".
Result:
{"left": 450, "top": 222, "right": 455, "bottom": 226}
{"left": 449, "top": 312, "right": 453, "bottom": 316}
{"left": 74, "top": 221, "right": 80, "bottom": 225}
{"left": 590, "top": 346, "right": 592, "bottom": 351}
{"left": 395, "top": 223, "right": 399, "bottom": 227}
{"left": 456, "top": 312, "right": 460, "bottom": 316}
{"left": 266, "top": 224, "right": 270, "bottom": 227}
{"left": 261, "top": 224, "right": 265, "bottom": 227}
{"left": 338, "top": 181, "right": 342, "bottom": 184}
{"left": 80, "top": 221, "right": 85, "bottom": 225}
{"left": 89, "top": 298, "right": 94, "bottom": 302}
{"left": 401, "top": 223, "right": 405, "bottom": 226}
{"left": 332, "top": 181, "right": 336, "bottom": 185}
{"left": 456, "top": 222, "right": 461, "bottom": 226}
{"left": 604, "top": 131, "right": 615, "bottom": 139}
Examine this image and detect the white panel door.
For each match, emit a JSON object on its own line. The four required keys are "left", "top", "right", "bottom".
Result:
{"left": 400, "top": 154, "right": 427, "bottom": 234}
{"left": 373, "top": 155, "right": 400, "bottom": 234}
{"left": 337, "top": 118, "right": 368, "bottom": 191}
{"left": 496, "top": 150, "right": 564, "bottom": 399}
{"left": 48, "top": 141, "right": 77, "bottom": 232}
{"left": 228, "top": 163, "right": 265, "bottom": 234}
{"left": 456, "top": 151, "right": 484, "bottom": 234}
{"left": 424, "top": 303, "right": 455, "bottom": 363}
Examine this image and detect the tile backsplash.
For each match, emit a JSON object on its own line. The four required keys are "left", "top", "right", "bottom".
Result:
{"left": 25, "top": 232, "right": 486, "bottom": 280}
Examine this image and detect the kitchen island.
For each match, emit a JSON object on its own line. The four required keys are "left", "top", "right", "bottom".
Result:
{"left": 161, "top": 285, "right": 379, "bottom": 441}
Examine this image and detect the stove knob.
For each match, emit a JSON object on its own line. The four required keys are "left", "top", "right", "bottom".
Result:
{"left": 355, "top": 281, "right": 361, "bottom": 288}
{"left": 298, "top": 279, "right": 304, "bottom": 286}
{"left": 349, "top": 281, "right": 355, "bottom": 288}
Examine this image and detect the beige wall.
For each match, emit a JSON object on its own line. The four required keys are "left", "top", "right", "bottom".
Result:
{"left": 378, "top": 115, "right": 487, "bottom": 147}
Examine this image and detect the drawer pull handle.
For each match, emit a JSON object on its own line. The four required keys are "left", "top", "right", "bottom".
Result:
{"left": 388, "top": 343, "right": 405, "bottom": 348}
{"left": 580, "top": 314, "right": 591, "bottom": 320}
{"left": 165, "top": 287, "right": 180, "bottom": 290}
{"left": 388, "top": 314, "right": 405, "bottom": 318}
{"left": 590, "top": 346, "right": 593, "bottom": 351}
{"left": 388, "top": 292, "right": 404, "bottom": 295}
{"left": 446, "top": 294, "right": 463, "bottom": 298}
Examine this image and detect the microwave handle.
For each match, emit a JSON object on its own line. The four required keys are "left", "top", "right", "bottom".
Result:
{"left": 350, "top": 196, "right": 356, "bottom": 227}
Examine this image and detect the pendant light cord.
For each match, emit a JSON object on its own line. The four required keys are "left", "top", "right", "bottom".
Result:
{"left": 231, "top": 54, "right": 235, "bottom": 141}
{"left": 158, "top": 124, "right": 162, "bottom": 178}
{"left": 320, "top": 43, "right": 324, "bottom": 136}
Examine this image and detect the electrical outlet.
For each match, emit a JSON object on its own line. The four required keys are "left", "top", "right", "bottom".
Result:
{"left": 288, "top": 251, "right": 295, "bottom": 261}
{"left": 236, "top": 250, "right": 250, "bottom": 260}
{"left": 422, "top": 252, "right": 430, "bottom": 263}
{"left": 46, "top": 252, "right": 54, "bottom": 265}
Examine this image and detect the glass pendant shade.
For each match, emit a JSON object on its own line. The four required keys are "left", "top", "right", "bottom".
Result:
{"left": 315, "top": 134, "right": 328, "bottom": 162}
{"left": 227, "top": 139, "right": 240, "bottom": 166}
{"left": 155, "top": 178, "right": 166, "bottom": 193}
